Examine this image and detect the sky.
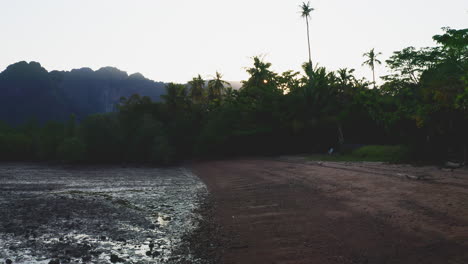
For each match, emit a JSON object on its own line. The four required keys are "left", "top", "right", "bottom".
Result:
{"left": 0, "top": 0, "right": 466, "bottom": 83}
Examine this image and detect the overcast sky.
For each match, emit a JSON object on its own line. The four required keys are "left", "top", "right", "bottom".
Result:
{"left": 1, "top": 0, "right": 466, "bottom": 83}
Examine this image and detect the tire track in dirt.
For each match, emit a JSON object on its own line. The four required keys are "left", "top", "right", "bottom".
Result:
{"left": 191, "top": 159, "right": 468, "bottom": 264}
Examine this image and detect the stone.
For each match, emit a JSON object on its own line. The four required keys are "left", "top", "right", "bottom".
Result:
{"left": 110, "top": 254, "right": 124, "bottom": 263}
{"left": 445, "top": 161, "right": 461, "bottom": 168}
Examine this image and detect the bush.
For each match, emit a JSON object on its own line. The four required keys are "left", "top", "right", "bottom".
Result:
{"left": 56, "top": 137, "right": 86, "bottom": 162}
{"left": 151, "top": 134, "right": 175, "bottom": 165}
{"left": 352, "top": 145, "right": 411, "bottom": 162}
{"left": 82, "top": 114, "right": 122, "bottom": 162}
{"left": 0, "top": 133, "right": 33, "bottom": 160}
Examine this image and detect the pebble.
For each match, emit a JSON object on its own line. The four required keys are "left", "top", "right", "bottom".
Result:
{"left": 152, "top": 251, "right": 160, "bottom": 258}
{"left": 110, "top": 254, "right": 124, "bottom": 263}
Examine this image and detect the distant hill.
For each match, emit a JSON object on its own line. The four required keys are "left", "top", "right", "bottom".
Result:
{"left": 228, "top": 81, "right": 242, "bottom": 90}
{"left": 0, "top": 61, "right": 166, "bottom": 125}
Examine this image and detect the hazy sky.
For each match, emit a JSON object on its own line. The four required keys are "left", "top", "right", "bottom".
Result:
{"left": 1, "top": 0, "right": 466, "bottom": 83}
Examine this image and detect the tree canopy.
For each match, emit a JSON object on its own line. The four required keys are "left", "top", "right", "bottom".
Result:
{"left": 0, "top": 27, "right": 466, "bottom": 164}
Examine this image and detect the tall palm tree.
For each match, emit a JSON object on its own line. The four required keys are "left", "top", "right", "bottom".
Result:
{"left": 208, "top": 71, "right": 230, "bottom": 101}
{"left": 362, "top": 48, "right": 382, "bottom": 88}
{"left": 188, "top": 74, "right": 205, "bottom": 103}
{"left": 300, "top": 2, "right": 314, "bottom": 66}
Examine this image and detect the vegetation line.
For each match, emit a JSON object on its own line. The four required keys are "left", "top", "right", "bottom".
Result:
{"left": 0, "top": 26, "right": 466, "bottom": 164}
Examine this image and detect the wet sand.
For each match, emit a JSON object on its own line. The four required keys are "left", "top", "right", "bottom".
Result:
{"left": 190, "top": 158, "right": 468, "bottom": 264}
{"left": 0, "top": 163, "right": 207, "bottom": 264}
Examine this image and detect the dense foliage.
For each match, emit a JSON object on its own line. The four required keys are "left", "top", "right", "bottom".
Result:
{"left": 0, "top": 28, "right": 466, "bottom": 164}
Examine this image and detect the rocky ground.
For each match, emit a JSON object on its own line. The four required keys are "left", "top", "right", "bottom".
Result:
{"left": 0, "top": 163, "right": 207, "bottom": 264}
{"left": 188, "top": 158, "right": 468, "bottom": 264}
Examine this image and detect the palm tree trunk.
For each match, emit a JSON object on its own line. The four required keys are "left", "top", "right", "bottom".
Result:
{"left": 372, "top": 66, "right": 376, "bottom": 88}
{"left": 305, "top": 16, "right": 314, "bottom": 88}
{"left": 306, "top": 17, "right": 312, "bottom": 66}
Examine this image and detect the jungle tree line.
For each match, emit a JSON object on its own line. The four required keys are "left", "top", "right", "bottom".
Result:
{"left": 0, "top": 27, "right": 466, "bottom": 164}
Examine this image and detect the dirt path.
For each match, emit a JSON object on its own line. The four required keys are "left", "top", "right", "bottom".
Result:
{"left": 191, "top": 158, "right": 468, "bottom": 264}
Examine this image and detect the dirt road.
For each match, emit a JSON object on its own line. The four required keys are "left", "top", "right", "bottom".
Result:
{"left": 191, "top": 158, "right": 468, "bottom": 264}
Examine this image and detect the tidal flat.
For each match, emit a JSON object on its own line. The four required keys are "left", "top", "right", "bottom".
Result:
{"left": 0, "top": 163, "right": 207, "bottom": 264}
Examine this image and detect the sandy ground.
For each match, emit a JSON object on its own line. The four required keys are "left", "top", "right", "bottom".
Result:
{"left": 190, "top": 158, "right": 468, "bottom": 264}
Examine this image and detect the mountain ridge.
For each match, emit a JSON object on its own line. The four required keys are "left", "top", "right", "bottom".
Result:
{"left": 0, "top": 61, "right": 243, "bottom": 125}
{"left": 0, "top": 61, "right": 166, "bottom": 125}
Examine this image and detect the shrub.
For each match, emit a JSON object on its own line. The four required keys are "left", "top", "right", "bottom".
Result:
{"left": 151, "top": 134, "right": 175, "bottom": 165}
{"left": 0, "top": 133, "right": 33, "bottom": 160}
{"left": 352, "top": 145, "right": 411, "bottom": 162}
{"left": 56, "top": 137, "right": 86, "bottom": 162}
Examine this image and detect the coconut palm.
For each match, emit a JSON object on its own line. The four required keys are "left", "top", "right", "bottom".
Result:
{"left": 207, "top": 71, "right": 230, "bottom": 101}
{"left": 362, "top": 48, "right": 382, "bottom": 88}
{"left": 161, "top": 83, "right": 188, "bottom": 111}
{"left": 188, "top": 74, "right": 205, "bottom": 103}
{"left": 336, "top": 68, "right": 356, "bottom": 87}
{"left": 300, "top": 2, "right": 314, "bottom": 66}
{"left": 243, "top": 56, "right": 276, "bottom": 89}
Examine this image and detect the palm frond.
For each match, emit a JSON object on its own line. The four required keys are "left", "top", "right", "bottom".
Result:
{"left": 300, "top": 1, "right": 314, "bottom": 18}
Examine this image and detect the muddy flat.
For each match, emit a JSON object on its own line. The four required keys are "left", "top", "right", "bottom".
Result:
{"left": 0, "top": 163, "right": 207, "bottom": 264}
{"left": 191, "top": 158, "right": 468, "bottom": 264}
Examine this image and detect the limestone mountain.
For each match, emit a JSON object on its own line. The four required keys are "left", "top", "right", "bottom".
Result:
{"left": 0, "top": 61, "right": 166, "bottom": 125}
